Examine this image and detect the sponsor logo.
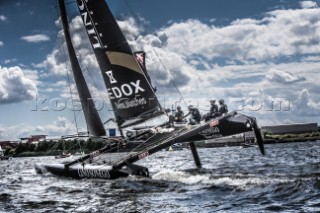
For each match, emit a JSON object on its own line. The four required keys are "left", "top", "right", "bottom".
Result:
{"left": 107, "top": 80, "right": 145, "bottom": 99}
{"left": 138, "top": 151, "right": 149, "bottom": 160}
{"left": 115, "top": 97, "right": 147, "bottom": 109}
{"left": 78, "top": 168, "right": 111, "bottom": 179}
{"left": 210, "top": 119, "right": 219, "bottom": 127}
{"left": 78, "top": 0, "right": 105, "bottom": 49}
{"left": 201, "top": 127, "right": 220, "bottom": 134}
{"left": 105, "top": 70, "right": 147, "bottom": 109}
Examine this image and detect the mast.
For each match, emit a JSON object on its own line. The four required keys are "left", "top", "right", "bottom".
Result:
{"left": 76, "top": 0, "right": 164, "bottom": 128}
{"left": 58, "top": 0, "right": 106, "bottom": 136}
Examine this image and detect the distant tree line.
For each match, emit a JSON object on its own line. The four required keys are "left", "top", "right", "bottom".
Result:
{"left": 13, "top": 138, "right": 106, "bottom": 157}
{"left": 263, "top": 131, "right": 320, "bottom": 142}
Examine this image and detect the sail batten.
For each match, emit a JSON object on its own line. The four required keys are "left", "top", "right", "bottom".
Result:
{"left": 76, "top": 0, "right": 164, "bottom": 128}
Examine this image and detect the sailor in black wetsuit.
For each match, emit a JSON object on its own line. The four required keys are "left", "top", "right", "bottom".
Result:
{"left": 174, "top": 106, "right": 185, "bottom": 123}
{"left": 188, "top": 105, "right": 201, "bottom": 125}
{"left": 168, "top": 105, "right": 185, "bottom": 127}
{"left": 204, "top": 99, "right": 218, "bottom": 121}
{"left": 218, "top": 99, "right": 228, "bottom": 116}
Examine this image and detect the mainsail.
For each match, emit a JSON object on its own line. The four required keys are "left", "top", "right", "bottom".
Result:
{"left": 76, "top": 0, "right": 164, "bottom": 127}
{"left": 58, "top": 0, "right": 106, "bottom": 136}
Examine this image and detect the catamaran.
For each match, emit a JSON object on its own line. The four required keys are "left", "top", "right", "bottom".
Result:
{"left": 35, "top": 0, "right": 265, "bottom": 179}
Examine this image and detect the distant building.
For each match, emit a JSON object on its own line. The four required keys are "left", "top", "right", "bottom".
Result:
{"left": 261, "top": 123, "right": 318, "bottom": 135}
{"left": 0, "top": 141, "right": 11, "bottom": 149}
{"left": 0, "top": 141, "right": 19, "bottom": 149}
{"left": 30, "top": 135, "right": 47, "bottom": 142}
{"left": 20, "top": 135, "right": 47, "bottom": 144}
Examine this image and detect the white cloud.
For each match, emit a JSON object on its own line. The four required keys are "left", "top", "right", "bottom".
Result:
{"left": 0, "top": 117, "right": 79, "bottom": 140}
{"left": 302, "top": 55, "right": 320, "bottom": 62}
{"left": 294, "top": 89, "right": 320, "bottom": 116}
{"left": 3, "top": 58, "right": 18, "bottom": 64}
{"left": 37, "top": 5, "right": 320, "bottom": 127}
{"left": 266, "top": 69, "right": 305, "bottom": 84}
{"left": 35, "top": 49, "right": 68, "bottom": 76}
{"left": 0, "top": 66, "right": 38, "bottom": 104}
{"left": 0, "top": 15, "right": 7, "bottom": 22}
{"left": 21, "top": 34, "right": 50, "bottom": 43}
{"left": 156, "top": 8, "right": 320, "bottom": 62}
{"left": 36, "top": 16, "right": 107, "bottom": 101}
{"left": 0, "top": 41, "right": 3, "bottom": 47}
{"left": 300, "top": 1, "right": 318, "bottom": 9}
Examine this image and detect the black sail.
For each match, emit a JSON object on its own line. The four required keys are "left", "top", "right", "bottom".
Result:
{"left": 58, "top": 0, "right": 106, "bottom": 136}
{"left": 76, "top": 0, "right": 163, "bottom": 127}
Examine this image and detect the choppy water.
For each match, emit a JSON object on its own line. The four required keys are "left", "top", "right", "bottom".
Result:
{"left": 1, "top": 141, "right": 319, "bottom": 213}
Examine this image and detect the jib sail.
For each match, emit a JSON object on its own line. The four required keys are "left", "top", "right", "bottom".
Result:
{"left": 76, "top": 0, "right": 164, "bottom": 127}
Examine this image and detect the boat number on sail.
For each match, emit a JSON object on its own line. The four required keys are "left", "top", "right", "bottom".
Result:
{"left": 138, "top": 151, "right": 149, "bottom": 160}
{"left": 210, "top": 119, "right": 219, "bottom": 127}
{"left": 78, "top": 168, "right": 111, "bottom": 179}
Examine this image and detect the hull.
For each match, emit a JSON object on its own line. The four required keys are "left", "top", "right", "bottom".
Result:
{"left": 184, "top": 113, "right": 256, "bottom": 141}
{"left": 35, "top": 163, "right": 129, "bottom": 179}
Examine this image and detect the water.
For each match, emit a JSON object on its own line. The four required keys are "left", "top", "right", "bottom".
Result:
{"left": 1, "top": 141, "right": 319, "bottom": 213}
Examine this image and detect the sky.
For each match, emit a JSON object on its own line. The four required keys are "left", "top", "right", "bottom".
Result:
{"left": 0, "top": 0, "right": 319, "bottom": 140}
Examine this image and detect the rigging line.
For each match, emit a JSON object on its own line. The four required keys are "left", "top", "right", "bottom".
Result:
{"left": 55, "top": 1, "right": 81, "bottom": 135}
{"left": 75, "top": 46, "right": 112, "bottom": 121}
{"left": 75, "top": 51, "right": 117, "bottom": 129}
{"left": 124, "top": 0, "right": 188, "bottom": 108}
{"left": 71, "top": 1, "right": 111, "bottom": 123}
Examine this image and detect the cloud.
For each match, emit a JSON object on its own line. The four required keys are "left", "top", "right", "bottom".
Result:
{"left": 300, "top": 1, "right": 318, "bottom": 9}
{"left": 37, "top": 5, "right": 320, "bottom": 127}
{"left": 37, "top": 17, "right": 96, "bottom": 75}
{"left": 35, "top": 49, "right": 68, "bottom": 76}
{"left": 0, "top": 15, "right": 7, "bottom": 22}
{"left": 294, "top": 89, "right": 320, "bottom": 116}
{"left": 0, "top": 41, "right": 3, "bottom": 47}
{"left": 21, "top": 34, "right": 50, "bottom": 43}
{"left": 302, "top": 55, "right": 320, "bottom": 62}
{"left": 159, "top": 8, "right": 320, "bottom": 62}
{"left": 0, "top": 117, "right": 79, "bottom": 140}
{"left": 118, "top": 7, "right": 320, "bottom": 101}
{"left": 266, "top": 69, "right": 305, "bottom": 84}
{"left": 2, "top": 58, "right": 17, "bottom": 64}
{"left": 36, "top": 16, "right": 107, "bottom": 100}
{"left": 0, "top": 66, "right": 37, "bottom": 104}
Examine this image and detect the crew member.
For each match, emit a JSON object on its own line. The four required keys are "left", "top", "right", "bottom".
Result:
{"left": 204, "top": 99, "right": 218, "bottom": 121}
{"left": 188, "top": 105, "right": 201, "bottom": 125}
{"left": 218, "top": 99, "right": 228, "bottom": 116}
{"left": 174, "top": 106, "right": 184, "bottom": 122}
{"left": 169, "top": 106, "right": 185, "bottom": 127}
